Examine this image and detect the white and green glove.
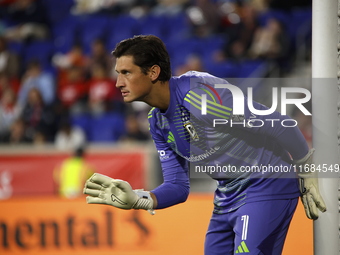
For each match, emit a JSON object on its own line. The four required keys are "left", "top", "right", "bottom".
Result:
{"left": 83, "top": 173, "right": 155, "bottom": 215}
{"left": 294, "top": 148, "right": 327, "bottom": 220}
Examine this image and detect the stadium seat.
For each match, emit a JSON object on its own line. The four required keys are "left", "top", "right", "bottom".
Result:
{"left": 204, "top": 61, "right": 238, "bottom": 78}
{"left": 168, "top": 38, "right": 203, "bottom": 70}
{"left": 138, "top": 14, "right": 167, "bottom": 40}
{"left": 287, "top": 8, "right": 312, "bottom": 51}
{"left": 88, "top": 113, "right": 126, "bottom": 142}
{"left": 168, "top": 35, "right": 226, "bottom": 72}
{"left": 70, "top": 113, "right": 91, "bottom": 139}
{"left": 237, "top": 60, "right": 268, "bottom": 78}
{"left": 42, "top": 0, "right": 75, "bottom": 24}
{"left": 199, "top": 35, "right": 227, "bottom": 65}
{"left": 106, "top": 15, "right": 140, "bottom": 51}
{"left": 77, "top": 15, "right": 109, "bottom": 54}
{"left": 23, "top": 40, "right": 54, "bottom": 68}
{"left": 256, "top": 9, "right": 293, "bottom": 49}
{"left": 7, "top": 41, "right": 25, "bottom": 56}
{"left": 51, "top": 15, "right": 80, "bottom": 54}
{"left": 163, "top": 12, "right": 190, "bottom": 43}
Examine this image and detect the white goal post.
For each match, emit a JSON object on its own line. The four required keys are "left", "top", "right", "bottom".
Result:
{"left": 312, "top": 0, "right": 340, "bottom": 254}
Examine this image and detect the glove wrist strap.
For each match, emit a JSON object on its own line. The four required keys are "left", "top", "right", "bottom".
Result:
{"left": 133, "top": 190, "right": 155, "bottom": 215}
{"left": 133, "top": 198, "right": 153, "bottom": 210}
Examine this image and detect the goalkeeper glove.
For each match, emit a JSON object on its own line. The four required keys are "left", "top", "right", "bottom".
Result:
{"left": 83, "top": 173, "right": 155, "bottom": 215}
{"left": 294, "top": 148, "right": 327, "bottom": 220}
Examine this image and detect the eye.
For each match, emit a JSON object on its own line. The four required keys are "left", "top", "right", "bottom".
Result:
{"left": 121, "top": 70, "right": 130, "bottom": 75}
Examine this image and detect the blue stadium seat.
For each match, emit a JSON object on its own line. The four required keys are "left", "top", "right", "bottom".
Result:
{"left": 77, "top": 15, "right": 109, "bottom": 54}
{"left": 235, "top": 61, "right": 269, "bottom": 97}
{"left": 51, "top": 15, "right": 79, "bottom": 53}
{"left": 88, "top": 113, "right": 126, "bottom": 142}
{"left": 168, "top": 38, "right": 203, "bottom": 71}
{"left": 204, "top": 61, "right": 238, "bottom": 78}
{"left": 70, "top": 114, "right": 91, "bottom": 139}
{"left": 287, "top": 8, "right": 312, "bottom": 50}
{"left": 42, "top": 0, "right": 75, "bottom": 24}
{"left": 163, "top": 12, "right": 190, "bottom": 43}
{"left": 199, "top": 35, "right": 227, "bottom": 65}
{"left": 167, "top": 35, "right": 226, "bottom": 73}
{"left": 23, "top": 40, "right": 54, "bottom": 68}
{"left": 138, "top": 15, "right": 167, "bottom": 40}
{"left": 106, "top": 15, "right": 140, "bottom": 51}
{"left": 237, "top": 60, "right": 268, "bottom": 78}
{"left": 7, "top": 41, "right": 25, "bottom": 56}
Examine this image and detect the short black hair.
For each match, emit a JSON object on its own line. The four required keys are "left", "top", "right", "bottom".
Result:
{"left": 74, "top": 146, "right": 85, "bottom": 157}
{"left": 112, "top": 35, "right": 171, "bottom": 81}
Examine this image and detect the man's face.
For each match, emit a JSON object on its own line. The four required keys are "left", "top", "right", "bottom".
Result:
{"left": 115, "top": 55, "right": 152, "bottom": 103}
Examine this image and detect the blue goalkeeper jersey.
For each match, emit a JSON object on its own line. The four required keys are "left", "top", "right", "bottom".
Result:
{"left": 149, "top": 71, "right": 304, "bottom": 213}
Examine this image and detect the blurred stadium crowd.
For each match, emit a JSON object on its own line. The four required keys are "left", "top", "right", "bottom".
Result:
{"left": 0, "top": 0, "right": 312, "bottom": 150}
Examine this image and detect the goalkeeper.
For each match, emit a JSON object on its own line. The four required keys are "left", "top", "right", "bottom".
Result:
{"left": 83, "top": 35, "right": 326, "bottom": 255}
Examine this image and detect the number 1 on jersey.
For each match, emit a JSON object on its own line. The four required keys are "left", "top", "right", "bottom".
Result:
{"left": 241, "top": 215, "right": 249, "bottom": 241}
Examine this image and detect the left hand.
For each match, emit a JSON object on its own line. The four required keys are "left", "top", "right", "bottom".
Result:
{"left": 294, "top": 149, "right": 327, "bottom": 220}
{"left": 83, "top": 173, "right": 139, "bottom": 209}
{"left": 83, "top": 173, "right": 154, "bottom": 214}
{"left": 298, "top": 175, "right": 326, "bottom": 219}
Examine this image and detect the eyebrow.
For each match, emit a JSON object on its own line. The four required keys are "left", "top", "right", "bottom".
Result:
{"left": 115, "top": 68, "right": 129, "bottom": 74}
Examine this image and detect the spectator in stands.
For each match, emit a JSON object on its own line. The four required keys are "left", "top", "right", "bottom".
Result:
{"left": 55, "top": 119, "right": 87, "bottom": 151}
{"left": 119, "top": 114, "right": 150, "bottom": 142}
{"left": 52, "top": 43, "right": 89, "bottom": 84}
{"left": 129, "top": 0, "right": 157, "bottom": 17}
{"left": 17, "top": 60, "right": 55, "bottom": 108}
{"left": 88, "top": 63, "right": 118, "bottom": 115}
{"left": 248, "top": 17, "right": 290, "bottom": 61}
{"left": 20, "top": 87, "right": 56, "bottom": 143}
{"left": 0, "top": 87, "right": 19, "bottom": 142}
{"left": 0, "top": 36, "right": 20, "bottom": 79}
{"left": 248, "top": 17, "right": 291, "bottom": 74}
{"left": 3, "top": 0, "right": 50, "bottom": 42}
{"left": 87, "top": 38, "right": 113, "bottom": 78}
{"left": 0, "top": 71, "right": 20, "bottom": 98}
{"left": 53, "top": 44, "right": 88, "bottom": 69}
{"left": 215, "top": 2, "right": 258, "bottom": 62}
{"left": 4, "top": 118, "right": 31, "bottom": 144}
{"left": 71, "top": 0, "right": 102, "bottom": 14}
{"left": 57, "top": 65, "right": 88, "bottom": 116}
{"left": 126, "top": 101, "right": 151, "bottom": 137}
{"left": 71, "top": 0, "right": 135, "bottom": 16}
{"left": 54, "top": 146, "right": 94, "bottom": 199}
{"left": 186, "top": 0, "right": 221, "bottom": 37}
{"left": 152, "top": 0, "right": 189, "bottom": 16}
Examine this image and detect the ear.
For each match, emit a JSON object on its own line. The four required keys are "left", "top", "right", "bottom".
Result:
{"left": 149, "top": 65, "right": 161, "bottom": 82}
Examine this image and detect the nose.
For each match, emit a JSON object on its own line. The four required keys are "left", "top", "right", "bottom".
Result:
{"left": 116, "top": 74, "right": 124, "bottom": 88}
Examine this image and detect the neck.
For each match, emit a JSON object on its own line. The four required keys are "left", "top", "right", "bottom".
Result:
{"left": 143, "top": 80, "right": 170, "bottom": 111}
